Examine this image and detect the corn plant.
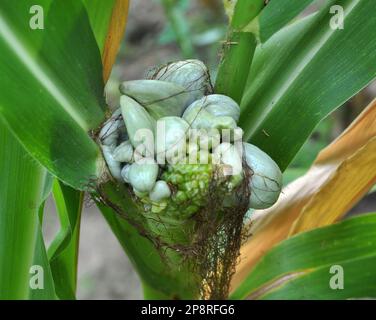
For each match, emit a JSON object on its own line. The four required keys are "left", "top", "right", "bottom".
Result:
{"left": 0, "top": 0, "right": 375, "bottom": 300}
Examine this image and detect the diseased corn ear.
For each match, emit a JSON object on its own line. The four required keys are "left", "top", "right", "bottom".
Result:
{"left": 112, "top": 62, "right": 282, "bottom": 212}
{"left": 149, "top": 59, "right": 212, "bottom": 104}
{"left": 243, "top": 143, "right": 282, "bottom": 209}
{"left": 120, "top": 80, "right": 191, "bottom": 119}
{"left": 97, "top": 57, "right": 286, "bottom": 300}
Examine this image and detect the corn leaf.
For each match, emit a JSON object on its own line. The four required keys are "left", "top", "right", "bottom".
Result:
{"left": 231, "top": 213, "right": 376, "bottom": 299}
{"left": 28, "top": 226, "right": 57, "bottom": 299}
{"left": 240, "top": 0, "right": 376, "bottom": 170}
{"left": 232, "top": 98, "right": 376, "bottom": 291}
{"left": 47, "top": 181, "right": 83, "bottom": 300}
{"left": 42, "top": 0, "right": 131, "bottom": 301}
{"left": 0, "top": 121, "right": 46, "bottom": 299}
{"left": 257, "top": 0, "right": 316, "bottom": 42}
{"left": 33, "top": 0, "right": 130, "bottom": 300}
{"left": 0, "top": 0, "right": 106, "bottom": 190}
{"left": 28, "top": 174, "right": 56, "bottom": 299}
{"left": 83, "top": 0, "right": 130, "bottom": 82}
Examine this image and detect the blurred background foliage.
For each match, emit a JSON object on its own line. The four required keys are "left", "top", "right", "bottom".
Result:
{"left": 42, "top": 0, "right": 375, "bottom": 299}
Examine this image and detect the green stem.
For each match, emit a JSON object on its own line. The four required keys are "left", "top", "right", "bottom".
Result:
{"left": 97, "top": 180, "right": 199, "bottom": 300}
{"left": 215, "top": 0, "right": 264, "bottom": 104}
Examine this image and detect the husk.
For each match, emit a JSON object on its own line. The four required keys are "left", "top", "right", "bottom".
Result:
{"left": 95, "top": 156, "right": 252, "bottom": 299}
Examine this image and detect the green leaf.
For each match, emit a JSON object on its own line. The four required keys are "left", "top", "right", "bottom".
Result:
{"left": 0, "top": 121, "right": 46, "bottom": 299}
{"left": 48, "top": 180, "right": 83, "bottom": 300}
{"left": 257, "top": 0, "right": 316, "bottom": 42}
{"left": 29, "top": 174, "right": 57, "bottom": 300}
{"left": 231, "top": 213, "right": 376, "bottom": 300}
{"left": 0, "top": 0, "right": 106, "bottom": 190}
{"left": 240, "top": 0, "right": 376, "bottom": 170}
{"left": 39, "top": 174, "right": 54, "bottom": 211}
{"left": 29, "top": 226, "right": 57, "bottom": 300}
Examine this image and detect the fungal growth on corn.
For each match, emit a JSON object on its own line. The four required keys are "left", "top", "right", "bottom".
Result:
{"left": 97, "top": 59, "right": 282, "bottom": 299}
